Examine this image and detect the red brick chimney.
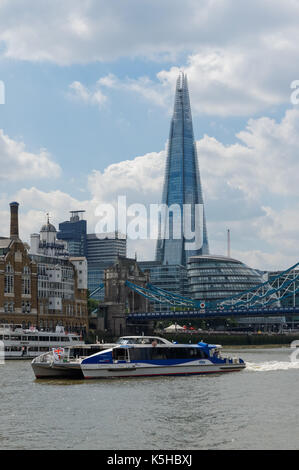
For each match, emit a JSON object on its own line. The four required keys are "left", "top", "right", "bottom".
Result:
{"left": 10, "top": 201, "right": 19, "bottom": 239}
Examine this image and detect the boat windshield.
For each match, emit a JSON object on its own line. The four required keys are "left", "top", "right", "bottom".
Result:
{"left": 116, "top": 337, "right": 164, "bottom": 345}
{"left": 116, "top": 338, "right": 136, "bottom": 345}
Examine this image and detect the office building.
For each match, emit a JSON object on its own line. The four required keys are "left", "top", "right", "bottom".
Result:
{"left": 57, "top": 211, "right": 87, "bottom": 257}
{"left": 87, "top": 233, "right": 127, "bottom": 300}
{"left": 156, "top": 72, "right": 209, "bottom": 266}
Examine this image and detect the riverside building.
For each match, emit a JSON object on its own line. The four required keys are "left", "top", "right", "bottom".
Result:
{"left": 57, "top": 211, "right": 127, "bottom": 300}
{"left": 29, "top": 216, "right": 88, "bottom": 333}
{"left": 187, "top": 255, "right": 263, "bottom": 303}
{"left": 0, "top": 202, "right": 38, "bottom": 325}
{"left": 188, "top": 255, "right": 286, "bottom": 330}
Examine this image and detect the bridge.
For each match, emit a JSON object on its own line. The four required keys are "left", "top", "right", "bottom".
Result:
{"left": 125, "top": 261, "right": 299, "bottom": 320}
{"left": 126, "top": 307, "right": 299, "bottom": 321}
{"left": 89, "top": 261, "right": 299, "bottom": 323}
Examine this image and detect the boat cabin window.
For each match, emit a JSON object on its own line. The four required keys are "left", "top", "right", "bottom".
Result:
{"left": 117, "top": 337, "right": 165, "bottom": 345}
{"left": 112, "top": 348, "right": 129, "bottom": 361}
{"left": 38, "top": 336, "right": 49, "bottom": 342}
{"left": 128, "top": 347, "right": 209, "bottom": 361}
{"left": 154, "top": 347, "right": 208, "bottom": 360}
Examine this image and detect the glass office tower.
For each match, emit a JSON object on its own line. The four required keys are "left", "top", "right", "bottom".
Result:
{"left": 57, "top": 211, "right": 87, "bottom": 257}
{"left": 156, "top": 72, "right": 209, "bottom": 266}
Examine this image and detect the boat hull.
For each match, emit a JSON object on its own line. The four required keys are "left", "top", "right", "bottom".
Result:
{"left": 32, "top": 362, "right": 83, "bottom": 379}
{"left": 81, "top": 362, "right": 245, "bottom": 379}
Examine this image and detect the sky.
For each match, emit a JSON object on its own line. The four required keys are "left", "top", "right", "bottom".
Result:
{"left": 0, "top": 0, "right": 299, "bottom": 270}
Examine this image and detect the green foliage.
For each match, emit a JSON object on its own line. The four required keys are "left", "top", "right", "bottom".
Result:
{"left": 87, "top": 298, "right": 100, "bottom": 315}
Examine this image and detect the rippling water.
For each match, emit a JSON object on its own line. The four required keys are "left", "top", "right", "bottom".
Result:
{"left": 1, "top": 347, "right": 299, "bottom": 450}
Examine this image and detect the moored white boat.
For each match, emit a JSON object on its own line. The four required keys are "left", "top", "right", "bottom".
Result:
{"left": 0, "top": 324, "right": 84, "bottom": 359}
{"left": 80, "top": 336, "right": 246, "bottom": 379}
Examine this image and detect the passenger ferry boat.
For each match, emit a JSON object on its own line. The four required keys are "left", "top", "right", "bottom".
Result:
{"left": 80, "top": 336, "right": 246, "bottom": 379}
{"left": 0, "top": 324, "right": 84, "bottom": 359}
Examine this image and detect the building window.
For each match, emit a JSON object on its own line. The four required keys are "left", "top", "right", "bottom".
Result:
{"left": 4, "top": 302, "right": 14, "bottom": 313}
{"left": 4, "top": 264, "right": 14, "bottom": 294}
{"left": 22, "top": 302, "right": 31, "bottom": 313}
{"left": 22, "top": 266, "right": 31, "bottom": 295}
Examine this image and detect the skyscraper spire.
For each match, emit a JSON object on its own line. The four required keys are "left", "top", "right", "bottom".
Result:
{"left": 156, "top": 72, "right": 209, "bottom": 265}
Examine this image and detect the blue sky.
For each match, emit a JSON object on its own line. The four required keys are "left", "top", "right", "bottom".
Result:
{"left": 0, "top": 0, "right": 299, "bottom": 270}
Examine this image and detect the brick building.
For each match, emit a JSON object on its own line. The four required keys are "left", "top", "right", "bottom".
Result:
{"left": 0, "top": 202, "right": 38, "bottom": 325}
{"left": 0, "top": 202, "right": 88, "bottom": 334}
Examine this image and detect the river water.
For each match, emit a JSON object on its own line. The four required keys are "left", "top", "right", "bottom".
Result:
{"left": 1, "top": 347, "right": 299, "bottom": 450}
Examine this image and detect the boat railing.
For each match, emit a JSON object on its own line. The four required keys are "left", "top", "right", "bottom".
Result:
{"left": 32, "top": 352, "right": 53, "bottom": 364}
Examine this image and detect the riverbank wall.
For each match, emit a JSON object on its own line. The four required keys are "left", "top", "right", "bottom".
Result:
{"left": 156, "top": 332, "right": 299, "bottom": 346}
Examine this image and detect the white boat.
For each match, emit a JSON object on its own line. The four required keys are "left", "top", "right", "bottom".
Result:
{"left": 80, "top": 336, "right": 246, "bottom": 379}
{"left": 0, "top": 324, "right": 84, "bottom": 359}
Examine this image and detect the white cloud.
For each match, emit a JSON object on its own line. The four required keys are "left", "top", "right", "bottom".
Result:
{"left": 97, "top": 74, "right": 169, "bottom": 109}
{"left": 68, "top": 81, "right": 107, "bottom": 108}
{"left": 73, "top": 42, "right": 299, "bottom": 116}
{"left": 88, "top": 149, "right": 165, "bottom": 206}
{"left": 1, "top": 0, "right": 299, "bottom": 67}
{"left": 198, "top": 108, "right": 299, "bottom": 202}
{"left": 0, "top": 129, "right": 61, "bottom": 181}
{"left": 5, "top": 1, "right": 291, "bottom": 114}
{"left": 155, "top": 51, "right": 288, "bottom": 116}
{"left": 228, "top": 249, "right": 296, "bottom": 273}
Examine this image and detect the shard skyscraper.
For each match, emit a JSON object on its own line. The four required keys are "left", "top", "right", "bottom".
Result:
{"left": 155, "top": 72, "right": 209, "bottom": 265}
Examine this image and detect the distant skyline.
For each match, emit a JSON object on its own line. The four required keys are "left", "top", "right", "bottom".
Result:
{"left": 0, "top": 1, "right": 299, "bottom": 270}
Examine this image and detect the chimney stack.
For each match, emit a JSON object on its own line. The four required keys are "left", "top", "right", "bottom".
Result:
{"left": 10, "top": 202, "right": 19, "bottom": 239}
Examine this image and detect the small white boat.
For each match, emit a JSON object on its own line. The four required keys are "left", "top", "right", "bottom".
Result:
{"left": 80, "top": 336, "right": 246, "bottom": 379}
{"left": 0, "top": 324, "right": 84, "bottom": 359}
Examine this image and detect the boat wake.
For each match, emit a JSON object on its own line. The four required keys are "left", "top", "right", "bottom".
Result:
{"left": 245, "top": 361, "right": 299, "bottom": 372}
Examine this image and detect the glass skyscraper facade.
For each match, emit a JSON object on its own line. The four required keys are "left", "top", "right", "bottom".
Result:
{"left": 87, "top": 234, "right": 127, "bottom": 300}
{"left": 156, "top": 72, "right": 209, "bottom": 266}
{"left": 139, "top": 261, "right": 189, "bottom": 312}
{"left": 57, "top": 211, "right": 87, "bottom": 257}
{"left": 58, "top": 211, "right": 127, "bottom": 300}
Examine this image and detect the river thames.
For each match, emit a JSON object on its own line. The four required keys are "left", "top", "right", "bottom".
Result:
{"left": 1, "top": 347, "right": 299, "bottom": 450}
